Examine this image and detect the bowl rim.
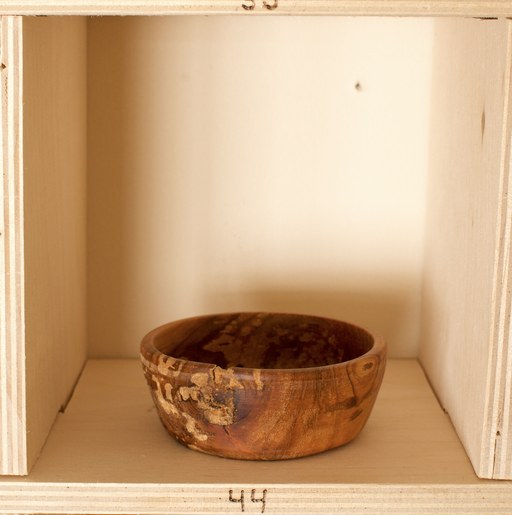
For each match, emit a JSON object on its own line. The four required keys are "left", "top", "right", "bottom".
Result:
{"left": 140, "top": 311, "right": 386, "bottom": 377}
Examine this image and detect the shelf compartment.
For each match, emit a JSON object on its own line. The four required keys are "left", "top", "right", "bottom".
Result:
{"left": 1, "top": 359, "right": 510, "bottom": 513}
{"left": 0, "top": 4, "right": 512, "bottom": 500}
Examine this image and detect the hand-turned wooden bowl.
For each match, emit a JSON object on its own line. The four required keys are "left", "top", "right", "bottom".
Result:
{"left": 140, "top": 312, "right": 386, "bottom": 460}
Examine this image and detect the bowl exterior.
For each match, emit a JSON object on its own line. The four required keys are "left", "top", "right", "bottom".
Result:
{"left": 140, "top": 322, "right": 386, "bottom": 460}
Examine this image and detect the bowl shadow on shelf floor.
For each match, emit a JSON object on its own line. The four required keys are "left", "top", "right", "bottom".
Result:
{"left": 19, "top": 357, "right": 483, "bottom": 485}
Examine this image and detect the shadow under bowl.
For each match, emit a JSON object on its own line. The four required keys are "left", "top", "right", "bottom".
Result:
{"left": 140, "top": 312, "right": 386, "bottom": 460}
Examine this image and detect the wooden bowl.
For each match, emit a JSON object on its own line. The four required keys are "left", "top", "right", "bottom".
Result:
{"left": 140, "top": 312, "right": 386, "bottom": 460}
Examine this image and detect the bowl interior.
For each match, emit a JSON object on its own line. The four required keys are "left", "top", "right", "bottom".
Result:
{"left": 152, "top": 313, "right": 374, "bottom": 370}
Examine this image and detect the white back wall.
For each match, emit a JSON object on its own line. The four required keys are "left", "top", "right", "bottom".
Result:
{"left": 87, "top": 16, "right": 433, "bottom": 358}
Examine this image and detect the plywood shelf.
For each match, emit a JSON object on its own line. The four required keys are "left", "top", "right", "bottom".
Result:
{"left": 1, "top": 359, "right": 510, "bottom": 513}
{"left": 0, "top": 1, "right": 510, "bottom": 17}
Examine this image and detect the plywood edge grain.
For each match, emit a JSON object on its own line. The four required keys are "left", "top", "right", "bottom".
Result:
{"left": 0, "top": 1, "right": 509, "bottom": 17}
{"left": 0, "top": 16, "right": 27, "bottom": 476}
{"left": 0, "top": 483, "right": 511, "bottom": 514}
{"left": 481, "top": 18, "right": 512, "bottom": 481}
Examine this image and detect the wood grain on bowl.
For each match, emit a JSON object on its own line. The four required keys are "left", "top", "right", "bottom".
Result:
{"left": 140, "top": 312, "right": 386, "bottom": 460}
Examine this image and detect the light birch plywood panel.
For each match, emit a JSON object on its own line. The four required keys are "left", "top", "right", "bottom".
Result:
{"left": 0, "top": 1, "right": 509, "bottom": 17}
{"left": 1, "top": 484, "right": 512, "bottom": 515}
{"left": 0, "top": 16, "right": 25, "bottom": 476}
{"left": 11, "top": 485, "right": 512, "bottom": 515}
{"left": 10, "top": 360, "right": 481, "bottom": 484}
{"left": 1, "top": 359, "right": 512, "bottom": 513}
{"left": 420, "top": 18, "right": 512, "bottom": 479}
{"left": 87, "top": 16, "right": 433, "bottom": 360}
{"left": 22, "top": 16, "right": 88, "bottom": 472}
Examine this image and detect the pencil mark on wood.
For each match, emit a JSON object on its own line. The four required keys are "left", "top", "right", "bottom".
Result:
{"left": 241, "top": 0, "right": 255, "bottom": 10}
{"left": 228, "top": 489, "right": 267, "bottom": 513}
{"left": 263, "top": 0, "right": 278, "bottom": 10}
{"left": 229, "top": 489, "right": 245, "bottom": 511}
{"left": 481, "top": 107, "right": 486, "bottom": 142}
{"left": 251, "top": 488, "right": 267, "bottom": 513}
{"left": 242, "top": 0, "right": 278, "bottom": 10}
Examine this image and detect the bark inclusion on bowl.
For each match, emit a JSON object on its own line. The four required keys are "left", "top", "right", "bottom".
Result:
{"left": 177, "top": 366, "right": 243, "bottom": 426}
{"left": 143, "top": 353, "right": 263, "bottom": 447}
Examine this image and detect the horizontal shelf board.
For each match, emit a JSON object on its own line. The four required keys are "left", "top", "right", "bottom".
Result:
{"left": 1, "top": 359, "right": 511, "bottom": 512}
{"left": 1, "top": 484, "right": 512, "bottom": 514}
{"left": 0, "top": 1, "right": 509, "bottom": 16}
{"left": 11, "top": 359, "right": 483, "bottom": 484}
{"left": 6, "top": 358, "right": 493, "bottom": 483}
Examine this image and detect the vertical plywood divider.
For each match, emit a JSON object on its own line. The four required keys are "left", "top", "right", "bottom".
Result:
{"left": 0, "top": 15, "right": 88, "bottom": 476}
{"left": 420, "top": 18, "right": 512, "bottom": 479}
{"left": 23, "top": 16, "right": 87, "bottom": 472}
{"left": 0, "top": 16, "right": 26, "bottom": 476}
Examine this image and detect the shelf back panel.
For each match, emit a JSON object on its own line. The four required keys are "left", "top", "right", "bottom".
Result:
{"left": 87, "top": 16, "right": 433, "bottom": 360}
